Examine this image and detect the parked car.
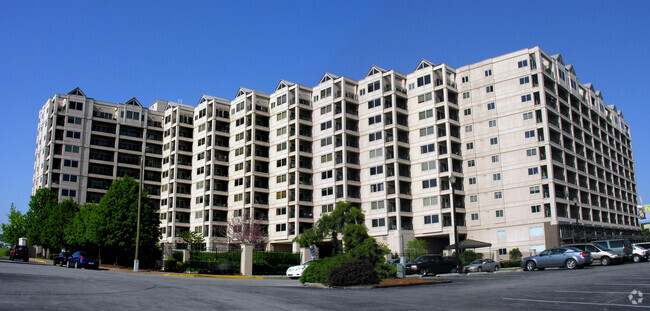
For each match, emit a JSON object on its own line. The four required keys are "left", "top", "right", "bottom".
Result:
{"left": 406, "top": 254, "right": 459, "bottom": 276}
{"left": 522, "top": 247, "right": 593, "bottom": 271}
{"left": 634, "top": 242, "right": 650, "bottom": 250}
{"left": 464, "top": 259, "right": 500, "bottom": 272}
{"left": 286, "top": 261, "right": 311, "bottom": 279}
{"left": 53, "top": 252, "right": 71, "bottom": 266}
{"left": 592, "top": 239, "right": 633, "bottom": 261}
{"left": 632, "top": 245, "right": 649, "bottom": 263}
{"left": 387, "top": 258, "right": 411, "bottom": 266}
{"left": 66, "top": 251, "right": 99, "bottom": 269}
{"left": 9, "top": 245, "right": 29, "bottom": 262}
{"left": 563, "top": 243, "right": 624, "bottom": 266}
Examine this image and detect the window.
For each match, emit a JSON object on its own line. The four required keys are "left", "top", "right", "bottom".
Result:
{"left": 196, "top": 181, "right": 204, "bottom": 189}
{"left": 468, "top": 177, "right": 477, "bottom": 185}
{"left": 498, "top": 248, "right": 507, "bottom": 255}
{"left": 277, "top": 142, "right": 287, "bottom": 151}
{"left": 494, "top": 192, "right": 502, "bottom": 199}
{"left": 63, "top": 159, "right": 79, "bottom": 168}
{"left": 529, "top": 227, "right": 544, "bottom": 237}
{"left": 486, "top": 85, "right": 494, "bottom": 93}
{"left": 276, "top": 111, "right": 287, "bottom": 121}
{"left": 371, "top": 200, "right": 384, "bottom": 210}
{"left": 531, "top": 205, "right": 541, "bottom": 213}
{"left": 276, "top": 175, "right": 287, "bottom": 183}
{"left": 419, "top": 109, "right": 434, "bottom": 120}
{"left": 320, "top": 120, "right": 332, "bottom": 131}
{"left": 526, "top": 148, "right": 537, "bottom": 156}
{"left": 544, "top": 204, "right": 552, "bottom": 217}
{"left": 368, "top": 98, "right": 381, "bottom": 109}
{"left": 485, "top": 69, "right": 492, "bottom": 77}
{"left": 419, "top": 126, "right": 435, "bottom": 137}
{"left": 518, "top": 60, "right": 528, "bottom": 68}
{"left": 491, "top": 155, "right": 500, "bottom": 163}
{"left": 487, "top": 102, "right": 495, "bottom": 110}
{"left": 466, "top": 142, "right": 474, "bottom": 150}
{"left": 234, "top": 163, "right": 243, "bottom": 171}
{"left": 320, "top": 136, "right": 332, "bottom": 146}
{"left": 66, "top": 131, "right": 81, "bottom": 139}
{"left": 233, "top": 194, "right": 243, "bottom": 202}
{"left": 465, "top": 125, "right": 473, "bottom": 133}
{"left": 369, "top": 148, "right": 382, "bottom": 159}
{"left": 467, "top": 160, "right": 475, "bottom": 167}
{"left": 521, "top": 94, "right": 532, "bottom": 102}
{"left": 420, "top": 143, "right": 435, "bottom": 154}
{"left": 372, "top": 218, "right": 386, "bottom": 227}
{"left": 493, "top": 173, "right": 501, "bottom": 181}
{"left": 275, "top": 207, "right": 287, "bottom": 216}
{"left": 462, "top": 92, "right": 470, "bottom": 99}
{"left": 463, "top": 108, "right": 472, "bottom": 116}
{"left": 469, "top": 195, "right": 478, "bottom": 202}
{"left": 276, "top": 159, "right": 286, "bottom": 168}
{"left": 422, "top": 179, "right": 437, "bottom": 189}
{"left": 61, "top": 189, "right": 77, "bottom": 197}
{"left": 490, "top": 137, "right": 498, "bottom": 145}
{"left": 276, "top": 126, "right": 287, "bottom": 136}
{"left": 321, "top": 170, "right": 332, "bottom": 179}
{"left": 370, "top": 165, "right": 383, "bottom": 175}
{"left": 67, "top": 116, "right": 82, "bottom": 124}
{"left": 423, "top": 196, "right": 438, "bottom": 206}
{"left": 523, "top": 112, "right": 533, "bottom": 120}
{"left": 64, "top": 145, "right": 80, "bottom": 153}
{"left": 529, "top": 186, "right": 541, "bottom": 194}
{"left": 417, "top": 74, "right": 431, "bottom": 87}
{"left": 370, "top": 183, "right": 384, "bottom": 193}
{"left": 558, "top": 70, "right": 566, "bottom": 81}
{"left": 520, "top": 77, "right": 530, "bottom": 84}
{"left": 320, "top": 104, "right": 332, "bottom": 115}
{"left": 275, "top": 223, "right": 287, "bottom": 232}
{"left": 528, "top": 167, "right": 539, "bottom": 175}
{"left": 488, "top": 120, "right": 497, "bottom": 127}
{"left": 320, "top": 87, "right": 332, "bottom": 98}
{"left": 421, "top": 160, "right": 436, "bottom": 171}
{"left": 496, "top": 210, "right": 504, "bottom": 217}
{"left": 424, "top": 215, "right": 439, "bottom": 224}
{"left": 320, "top": 153, "right": 332, "bottom": 163}
{"left": 321, "top": 188, "right": 333, "bottom": 196}
{"left": 61, "top": 174, "right": 77, "bottom": 182}
{"left": 570, "top": 79, "right": 577, "bottom": 90}
{"left": 418, "top": 92, "right": 432, "bottom": 103}
{"left": 461, "top": 76, "right": 469, "bottom": 83}
{"left": 322, "top": 204, "right": 334, "bottom": 214}
{"left": 368, "top": 115, "right": 382, "bottom": 125}
{"left": 525, "top": 130, "right": 535, "bottom": 138}
{"left": 471, "top": 213, "right": 479, "bottom": 221}
{"left": 368, "top": 131, "right": 382, "bottom": 142}
{"left": 368, "top": 81, "right": 380, "bottom": 92}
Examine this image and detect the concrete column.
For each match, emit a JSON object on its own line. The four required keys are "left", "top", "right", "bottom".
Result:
{"left": 241, "top": 244, "right": 254, "bottom": 276}
{"left": 300, "top": 247, "right": 311, "bottom": 264}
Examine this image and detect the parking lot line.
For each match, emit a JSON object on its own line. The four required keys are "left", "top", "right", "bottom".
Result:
{"left": 599, "top": 283, "right": 650, "bottom": 286}
{"left": 555, "top": 290, "right": 633, "bottom": 295}
{"left": 502, "top": 298, "right": 650, "bottom": 309}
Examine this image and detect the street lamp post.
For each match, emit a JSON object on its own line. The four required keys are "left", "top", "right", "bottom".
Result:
{"left": 571, "top": 197, "right": 579, "bottom": 244}
{"left": 134, "top": 146, "right": 149, "bottom": 272}
{"left": 449, "top": 175, "right": 461, "bottom": 272}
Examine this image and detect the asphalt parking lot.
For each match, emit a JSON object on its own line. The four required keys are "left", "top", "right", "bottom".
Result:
{"left": 1, "top": 257, "right": 649, "bottom": 310}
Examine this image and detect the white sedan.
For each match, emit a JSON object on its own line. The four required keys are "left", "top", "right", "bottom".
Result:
{"left": 286, "top": 261, "right": 311, "bottom": 279}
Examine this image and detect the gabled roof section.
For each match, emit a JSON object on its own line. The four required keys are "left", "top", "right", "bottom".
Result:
{"left": 235, "top": 87, "right": 253, "bottom": 98}
{"left": 67, "top": 87, "right": 86, "bottom": 97}
{"left": 276, "top": 80, "right": 295, "bottom": 91}
{"left": 414, "top": 59, "right": 434, "bottom": 71}
{"left": 365, "top": 65, "right": 386, "bottom": 77}
{"left": 199, "top": 94, "right": 216, "bottom": 104}
{"left": 125, "top": 97, "right": 142, "bottom": 107}
{"left": 319, "top": 72, "right": 340, "bottom": 85}
{"left": 584, "top": 83, "right": 595, "bottom": 93}
{"left": 551, "top": 54, "right": 565, "bottom": 66}
{"left": 566, "top": 64, "right": 576, "bottom": 75}
{"left": 595, "top": 90, "right": 603, "bottom": 99}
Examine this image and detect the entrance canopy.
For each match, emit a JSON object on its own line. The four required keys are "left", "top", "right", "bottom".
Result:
{"left": 445, "top": 239, "right": 492, "bottom": 251}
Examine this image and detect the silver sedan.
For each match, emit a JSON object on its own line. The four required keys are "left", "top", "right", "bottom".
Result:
{"left": 464, "top": 259, "right": 500, "bottom": 272}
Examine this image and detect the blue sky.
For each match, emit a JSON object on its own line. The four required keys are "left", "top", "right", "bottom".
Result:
{"left": 1, "top": 0, "right": 648, "bottom": 224}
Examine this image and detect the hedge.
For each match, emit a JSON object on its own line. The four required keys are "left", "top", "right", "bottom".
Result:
{"left": 499, "top": 259, "right": 522, "bottom": 268}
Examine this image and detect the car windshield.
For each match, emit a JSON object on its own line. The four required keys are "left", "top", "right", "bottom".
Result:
{"left": 470, "top": 260, "right": 482, "bottom": 264}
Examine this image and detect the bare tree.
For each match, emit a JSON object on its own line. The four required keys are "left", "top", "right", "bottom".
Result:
{"left": 218, "top": 215, "right": 267, "bottom": 250}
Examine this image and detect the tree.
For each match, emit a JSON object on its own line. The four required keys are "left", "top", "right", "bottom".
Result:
{"left": 296, "top": 201, "right": 364, "bottom": 255}
{"left": 26, "top": 188, "right": 58, "bottom": 252}
{"left": 405, "top": 239, "right": 428, "bottom": 261}
{"left": 178, "top": 230, "right": 204, "bottom": 252}
{"left": 96, "top": 176, "right": 160, "bottom": 266}
{"left": 65, "top": 203, "right": 101, "bottom": 250}
{"left": 509, "top": 248, "right": 522, "bottom": 260}
{"left": 221, "top": 215, "right": 267, "bottom": 250}
{"left": 0, "top": 204, "right": 27, "bottom": 245}
{"left": 42, "top": 199, "right": 79, "bottom": 251}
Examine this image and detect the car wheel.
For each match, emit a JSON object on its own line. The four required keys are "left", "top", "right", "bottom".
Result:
{"left": 634, "top": 255, "right": 641, "bottom": 263}
{"left": 565, "top": 259, "right": 577, "bottom": 270}
{"left": 601, "top": 257, "right": 611, "bottom": 266}
{"left": 525, "top": 261, "right": 536, "bottom": 271}
{"left": 75, "top": 261, "right": 79, "bottom": 269}
{"left": 420, "top": 268, "right": 427, "bottom": 277}
{"left": 53, "top": 261, "right": 57, "bottom": 266}
{"left": 494, "top": 266, "right": 499, "bottom": 271}
{"left": 477, "top": 267, "right": 482, "bottom": 272}
{"left": 67, "top": 261, "right": 71, "bottom": 268}
{"left": 9, "top": 256, "right": 13, "bottom": 261}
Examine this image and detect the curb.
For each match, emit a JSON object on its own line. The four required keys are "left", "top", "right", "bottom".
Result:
{"left": 31, "top": 259, "right": 47, "bottom": 264}
{"left": 162, "top": 273, "right": 263, "bottom": 280}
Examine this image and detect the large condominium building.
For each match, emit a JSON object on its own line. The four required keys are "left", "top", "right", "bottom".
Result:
{"left": 33, "top": 47, "right": 642, "bottom": 258}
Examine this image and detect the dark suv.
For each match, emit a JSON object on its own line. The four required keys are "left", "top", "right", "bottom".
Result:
{"left": 406, "top": 254, "right": 458, "bottom": 276}
{"left": 9, "top": 245, "right": 29, "bottom": 262}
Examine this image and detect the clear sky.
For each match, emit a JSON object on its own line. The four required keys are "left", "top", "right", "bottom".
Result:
{"left": 1, "top": 0, "right": 648, "bottom": 225}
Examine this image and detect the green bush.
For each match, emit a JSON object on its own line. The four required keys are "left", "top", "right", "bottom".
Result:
{"left": 300, "top": 256, "right": 351, "bottom": 284}
{"left": 48, "top": 253, "right": 57, "bottom": 260}
{"left": 172, "top": 251, "right": 183, "bottom": 262}
{"left": 328, "top": 260, "right": 380, "bottom": 286}
{"left": 499, "top": 259, "right": 521, "bottom": 268}
{"left": 375, "top": 262, "right": 397, "bottom": 279}
{"left": 509, "top": 248, "right": 522, "bottom": 260}
{"left": 459, "top": 250, "right": 483, "bottom": 265}
{"left": 253, "top": 252, "right": 300, "bottom": 275}
{"left": 0, "top": 248, "right": 9, "bottom": 257}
